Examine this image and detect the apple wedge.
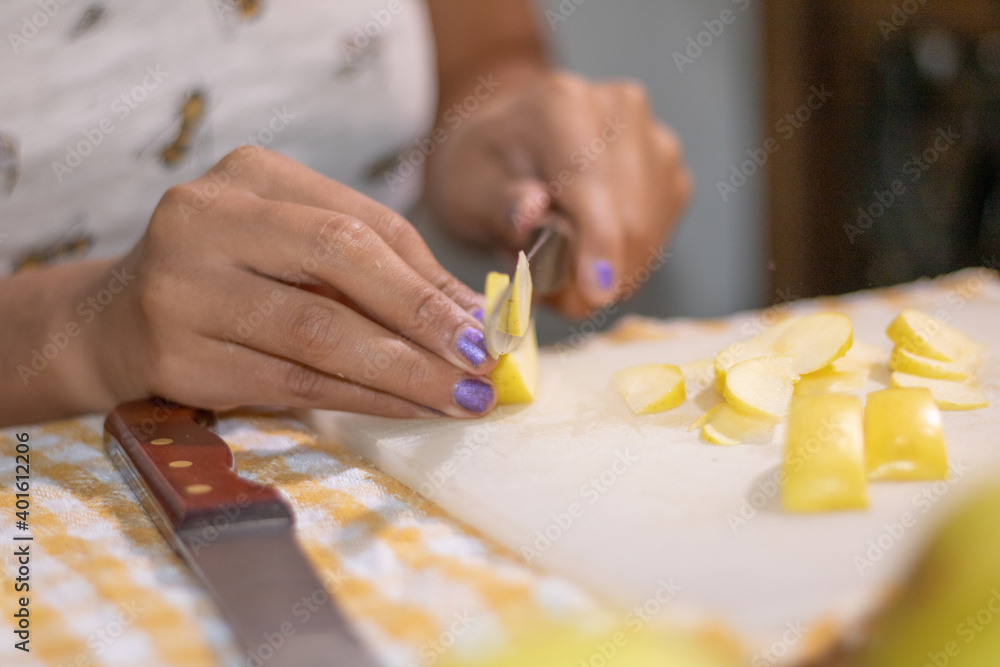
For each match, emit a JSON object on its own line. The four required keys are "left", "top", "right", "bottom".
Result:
{"left": 889, "top": 346, "right": 976, "bottom": 382}
{"left": 612, "top": 364, "right": 685, "bottom": 415}
{"left": 491, "top": 321, "right": 539, "bottom": 405}
{"left": 498, "top": 251, "right": 532, "bottom": 337}
{"left": 794, "top": 366, "right": 869, "bottom": 396}
{"left": 723, "top": 356, "right": 798, "bottom": 419}
{"left": 889, "top": 372, "right": 990, "bottom": 411}
{"left": 865, "top": 387, "right": 947, "bottom": 481}
{"left": 886, "top": 309, "right": 987, "bottom": 363}
{"left": 782, "top": 394, "right": 868, "bottom": 513}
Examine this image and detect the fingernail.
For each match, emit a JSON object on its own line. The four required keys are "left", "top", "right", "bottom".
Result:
{"left": 457, "top": 328, "right": 488, "bottom": 367}
{"left": 594, "top": 260, "right": 614, "bottom": 291}
{"left": 472, "top": 307, "right": 485, "bottom": 323}
{"left": 454, "top": 378, "right": 494, "bottom": 414}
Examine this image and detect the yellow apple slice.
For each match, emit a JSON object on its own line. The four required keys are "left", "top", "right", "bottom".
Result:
{"left": 782, "top": 394, "right": 868, "bottom": 513}
{"left": 832, "top": 341, "right": 886, "bottom": 372}
{"left": 723, "top": 356, "right": 798, "bottom": 418}
{"left": 864, "top": 387, "right": 947, "bottom": 481}
{"left": 889, "top": 346, "right": 976, "bottom": 382}
{"left": 699, "top": 403, "right": 778, "bottom": 445}
{"left": 794, "top": 366, "right": 869, "bottom": 396}
{"left": 713, "top": 339, "right": 770, "bottom": 394}
{"left": 689, "top": 404, "right": 722, "bottom": 432}
{"left": 490, "top": 320, "right": 538, "bottom": 405}
{"left": 499, "top": 251, "right": 532, "bottom": 337}
{"left": 886, "top": 309, "right": 987, "bottom": 363}
{"left": 770, "top": 312, "right": 854, "bottom": 375}
{"left": 889, "top": 372, "right": 990, "bottom": 411}
{"left": 612, "top": 364, "right": 685, "bottom": 415}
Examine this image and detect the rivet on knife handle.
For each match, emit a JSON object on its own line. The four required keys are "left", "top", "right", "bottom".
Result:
{"left": 104, "top": 399, "right": 292, "bottom": 535}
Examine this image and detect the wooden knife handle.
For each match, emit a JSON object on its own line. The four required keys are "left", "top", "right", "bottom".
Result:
{"left": 104, "top": 399, "right": 292, "bottom": 534}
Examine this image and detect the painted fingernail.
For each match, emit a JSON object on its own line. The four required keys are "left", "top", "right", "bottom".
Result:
{"left": 457, "top": 328, "right": 488, "bottom": 367}
{"left": 472, "top": 307, "right": 485, "bottom": 323}
{"left": 454, "top": 378, "right": 494, "bottom": 414}
{"left": 594, "top": 260, "right": 614, "bottom": 291}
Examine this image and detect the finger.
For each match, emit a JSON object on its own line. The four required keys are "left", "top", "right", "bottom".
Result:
{"left": 154, "top": 337, "right": 436, "bottom": 418}
{"left": 198, "top": 271, "right": 497, "bottom": 417}
{"left": 531, "top": 93, "right": 625, "bottom": 309}
{"left": 206, "top": 148, "right": 482, "bottom": 314}
{"left": 218, "top": 195, "right": 495, "bottom": 375}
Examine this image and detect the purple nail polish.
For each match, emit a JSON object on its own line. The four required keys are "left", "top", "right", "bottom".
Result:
{"left": 457, "top": 328, "right": 487, "bottom": 367}
{"left": 595, "top": 260, "right": 614, "bottom": 291}
{"left": 472, "top": 307, "right": 485, "bottom": 323}
{"left": 454, "top": 379, "right": 493, "bottom": 414}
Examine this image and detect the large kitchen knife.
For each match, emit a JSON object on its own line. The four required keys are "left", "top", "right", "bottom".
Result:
{"left": 104, "top": 399, "right": 378, "bottom": 667}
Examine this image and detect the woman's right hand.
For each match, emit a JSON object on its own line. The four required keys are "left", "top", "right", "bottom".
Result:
{"left": 86, "top": 147, "right": 497, "bottom": 418}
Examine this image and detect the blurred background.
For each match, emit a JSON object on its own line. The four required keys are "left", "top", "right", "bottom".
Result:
{"left": 422, "top": 0, "right": 1000, "bottom": 343}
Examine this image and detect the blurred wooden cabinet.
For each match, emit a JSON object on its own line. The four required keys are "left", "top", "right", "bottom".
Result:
{"left": 764, "top": 0, "right": 1000, "bottom": 300}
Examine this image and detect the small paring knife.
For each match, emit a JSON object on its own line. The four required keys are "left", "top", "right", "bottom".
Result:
{"left": 104, "top": 399, "right": 378, "bottom": 667}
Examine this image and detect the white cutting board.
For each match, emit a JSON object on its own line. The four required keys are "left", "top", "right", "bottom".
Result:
{"left": 309, "top": 271, "right": 1000, "bottom": 655}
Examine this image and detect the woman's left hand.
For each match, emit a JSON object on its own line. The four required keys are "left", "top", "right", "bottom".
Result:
{"left": 426, "top": 69, "right": 692, "bottom": 319}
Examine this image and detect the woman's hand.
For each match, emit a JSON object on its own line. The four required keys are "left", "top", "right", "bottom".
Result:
{"left": 426, "top": 70, "right": 692, "bottom": 319}
{"left": 86, "top": 147, "right": 496, "bottom": 418}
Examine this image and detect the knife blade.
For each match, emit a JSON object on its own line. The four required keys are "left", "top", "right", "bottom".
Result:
{"left": 104, "top": 399, "right": 377, "bottom": 667}
{"left": 484, "top": 219, "right": 572, "bottom": 357}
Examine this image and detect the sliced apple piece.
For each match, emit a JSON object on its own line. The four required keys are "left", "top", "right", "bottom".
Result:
{"left": 770, "top": 312, "right": 854, "bottom": 375}
{"left": 782, "top": 394, "right": 868, "bottom": 513}
{"left": 612, "top": 364, "right": 685, "bottom": 415}
{"left": 490, "top": 321, "right": 538, "bottom": 405}
{"left": 713, "top": 339, "right": 770, "bottom": 394}
{"left": 889, "top": 346, "right": 976, "bottom": 382}
{"left": 795, "top": 366, "right": 869, "bottom": 396}
{"left": 886, "top": 309, "right": 987, "bottom": 363}
{"left": 865, "top": 387, "right": 947, "bottom": 481}
{"left": 689, "top": 404, "right": 722, "bottom": 432}
{"left": 498, "top": 251, "right": 532, "bottom": 337}
{"left": 889, "top": 372, "right": 990, "bottom": 411}
{"left": 484, "top": 271, "right": 510, "bottom": 321}
{"left": 723, "top": 356, "right": 798, "bottom": 419}
{"left": 832, "top": 341, "right": 886, "bottom": 372}
{"left": 699, "top": 403, "right": 778, "bottom": 445}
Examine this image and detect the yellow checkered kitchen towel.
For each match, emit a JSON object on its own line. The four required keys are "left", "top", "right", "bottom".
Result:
{"left": 0, "top": 413, "right": 603, "bottom": 667}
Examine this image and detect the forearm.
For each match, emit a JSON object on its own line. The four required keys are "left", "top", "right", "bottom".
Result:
{"left": 0, "top": 258, "right": 121, "bottom": 426}
{"left": 426, "top": 0, "right": 548, "bottom": 116}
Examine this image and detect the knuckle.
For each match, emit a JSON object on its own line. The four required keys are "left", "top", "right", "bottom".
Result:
{"left": 283, "top": 363, "right": 326, "bottom": 402}
{"left": 618, "top": 79, "right": 648, "bottom": 106}
{"left": 406, "top": 286, "right": 450, "bottom": 339}
{"left": 315, "top": 215, "right": 372, "bottom": 266}
{"left": 158, "top": 183, "right": 195, "bottom": 211}
{"left": 549, "top": 71, "right": 586, "bottom": 96}
{"left": 658, "top": 126, "right": 684, "bottom": 165}
{"left": 393, "top": 346, "right": 431, "bottom": 395}
{"left": 284, "top": 303, "right": 339, "bottom": 362}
